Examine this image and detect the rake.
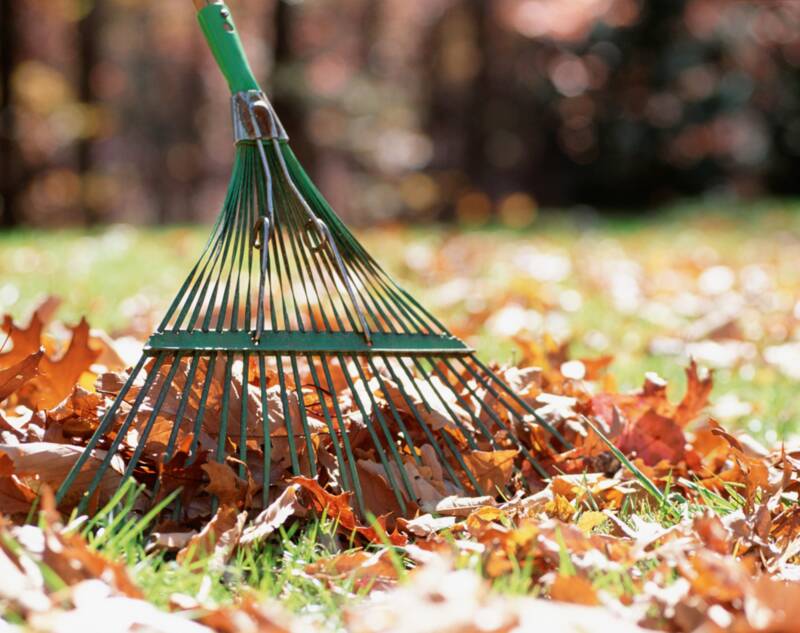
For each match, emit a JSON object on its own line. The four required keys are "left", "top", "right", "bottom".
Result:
{"left": 56, "top": 0, "right": 568, "bottom": 518}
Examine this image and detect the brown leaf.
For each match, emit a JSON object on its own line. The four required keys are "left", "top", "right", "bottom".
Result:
{"left": 177, "top": 504, "right": 247, "bottom": 570}
{"left": 306, "top": 550, "right": 398, "bottom": 592}
{"left": 17, "top": 318, "right": 101, "bottom": 410}
{"left": 290, "top": 476, "right": 407, "bottom": 545}
{"left": 202, "top": 460, "right": 250, "bottom": 509}
{"left": 461, "top": 449, "right": 517, "bottom": 495}
{"left": 0, "top": 350, "right": 43, "bottom": 402}
{"left": 674, "top": 359, "right": 713, "bottom": 426}
{"left": 0, "top": 453, "right": 37, "bottom": 516}
{"left": 0, "top": 442, "right": 124, "bottom": 509}
{"left": 240, "top": 484, "right": 304, "bottom": 546}
{"left": 0, "top": 312, "right": 45, "bottom": 368}
{"left": 621, "top": 409, "right": 685, "bottom": 466}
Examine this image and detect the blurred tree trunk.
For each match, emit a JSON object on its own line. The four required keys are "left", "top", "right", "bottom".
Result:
{"left": 77, "top": 0, "right": 100, "bottom": 224}
{"left": 0, "top": 0, "right": 19, "bottom": 227}
{"left": 270, "top": 0, "right": 313, "bottom": 172}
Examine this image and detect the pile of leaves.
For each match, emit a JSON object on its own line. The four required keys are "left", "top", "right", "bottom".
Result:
{"left": 2, "top": 299, "right": 800, "bottom": 632}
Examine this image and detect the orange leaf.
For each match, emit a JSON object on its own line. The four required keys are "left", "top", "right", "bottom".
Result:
{"left": 0, "top": 350, "right": 42, "bottom": 402}
{"left": 461, "top": 449, "right": 517, "bottom": 495}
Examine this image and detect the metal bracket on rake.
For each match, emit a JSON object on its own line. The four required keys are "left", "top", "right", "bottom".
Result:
{"left": 242, "top": 91, "right": 374, "bottom": 346}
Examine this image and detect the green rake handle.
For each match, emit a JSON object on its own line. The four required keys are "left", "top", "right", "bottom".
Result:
{"left": 194, "top": 0, "right": 260, "bottom": 93}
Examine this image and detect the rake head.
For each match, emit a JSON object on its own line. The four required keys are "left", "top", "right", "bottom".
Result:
{"left": 55, "top": 1, "right": 568, "bottom": 518}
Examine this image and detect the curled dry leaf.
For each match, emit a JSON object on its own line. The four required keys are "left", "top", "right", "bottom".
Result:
{"left": 177, "top": 504, "right": 247, "bottom": 571}
{"left": 0, "top": 442, "right": 124, "bottom": 510}
{"left": 240, "top": 483, "right": 304, "bottom": 546}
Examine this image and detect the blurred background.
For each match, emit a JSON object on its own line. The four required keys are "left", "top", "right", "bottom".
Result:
{"left": 2, "top": 0, "right": 800, "bottom": 228}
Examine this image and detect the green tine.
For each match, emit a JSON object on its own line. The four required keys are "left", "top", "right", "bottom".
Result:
{"left": 76, "top": 352, "right": 168, "bottom": 514}
{"left": 275, "top": 355, "right": 302, "bottom": 474}
{"left": 215, "top": 352, "right": 234, "bottom": 463}
{"left": 187, "top": 353, "right": 219, "bottom": 461}
{"left": 210, "top": 352, "right": 234, "bottom": 514}
{"left": 158, "top": 151, "right": 233, "bottom": 331}
{"left": 55, "top": 355, "right": 148, "bottom": 505}
{"left": 120, "top": 353, "right": 185, "bottom": 483}
{"left": 305, "top": 354, "right": 352, "bottom": 492}
{"left": 364, "top": 356, "right": 423, "bottom": 466}
{"left": 185, "top": 202, "right": 235, "bottom": 331}
{"left": 204, "top": 188, "right": 241, "bottom": 331}
{"left": 289, "top": 354, "right": 317, "bottom": 477}
{"left": 319, "top": 357, "right": 367, "bottom": 516}
{"left": 151, "top": 352, "right": 202, "bottom": 503}
{"left": 409, "top": 358, "right": 480, "bottom": 451}
{"left": 258, "top": 354, "right": 272, "bottom": 508}
{"left": 442, "top": 357, "right": 549, "bottom": 479}
{"left": 242, "top": 157, "right": 256, "bottom": 330}
{"left": 465, "top": 357, "right": 572, "bottom": 448}
{"left": 238, "top": 352, "right": 250, "bottom": 478}
{"left": 337, "top": 354, "right": 408, "bottom": 514}
{"left": 380, "top": 355, "right": 478, "bottom": 494}
{"left": 349, "top": 357, "right": 417, "bottom": 502}
{"left": 273, "top": 213, "right": 310, "bottom": 332}
{"left": 277, "top": 168, "right": 342, "bottom": 333}
{"left": 426, "top": 359, "right": 527, "bottom": 491}
{"left": 390, "top": 358, "right": 485, "bottom": 495}
{"left": 276, "top": 172, "right": 328, "bottom": 334}
{"left": 223, "top": 154, "right": 250, "bottom": 331}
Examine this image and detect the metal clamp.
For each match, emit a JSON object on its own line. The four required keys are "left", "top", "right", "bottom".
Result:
{"left": 232, "top": 90, "right": 288, "bottom": 143}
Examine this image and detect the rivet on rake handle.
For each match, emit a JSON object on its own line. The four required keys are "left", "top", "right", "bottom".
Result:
{"left": 55, "top": 0, "right": 569, "bottom": 519}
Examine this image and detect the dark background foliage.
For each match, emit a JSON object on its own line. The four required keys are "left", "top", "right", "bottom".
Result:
{"left": 2, "top": 0, "right": 800, "bottom": 227}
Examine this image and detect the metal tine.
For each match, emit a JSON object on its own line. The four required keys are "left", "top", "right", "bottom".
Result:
{"left": 197, "top": 167, "right": 245, "bottom": 332}
{"left": 319, "top": 357, "right": 367, "bottom": 516}
{"left": 172, "top": 351, "right": 219, "bottom": 521}
{"left": 363, "top": 356, "right": 423, "bottom": 467}
{"left": 344, "top": 256, "right": 421, "bottom": 335}
{"left": 424, "top": 361, "right": 531, "bottom": 493}
{"left": 215, "top": 352, "right": 234, "bottom": 463}
{"left": 206, "top": 180, "right": 246, "bottom": 332}
{"left": 289, "top": 354, "right": 318, "bottom": 477}
{"left": 242, "top": 160, "right": 256, "bottom": 331}
{"left": 174, "top": 201, "right": 234, "bottom": 331}
{"left": 55, "top": 355, "right": 148, "bottom": 505}
{"left": 267, "top": 201, "right": 290, "bottom": 331}
{"left": 209, "top": 352, "right": 234, "bottom": 514}
{"left": 238, "top": 352, "right": 250, "bottom": 478}
{"left": 462, "top": 356, "right": 571, "bottom": 448}
{"left": 379, "top": 355, "right": 479, "bottom": 495}
{"left": 441, "top": 357, "right": 550, "bottom": 478}
{"left": 337, "top": 354, "right": 408, "bottom": 514}
{"left": 120, "top": 353, "right": 185, "bottom": 483}
{"left": 186, "top": 352, "right": 218, "bottom": 461}
{"left": 428, "top": 359, "right": 520, "bottom": 452}
{"left": 305, "top": 354, "right": 352, "bottom": 492}
{"left": 273, "top": 210, "right": 312, "bottom": 333}
{"left": 215, "top": 170, "right": 248, "bottom": 331}
{"left": 258, "top": 354, "right": 272, "bottom": 508}
{"left": 277, "top": 169, "right": 347, "bottom": 334}
{"left": 226, "top": 154, "right": 254, "bottom": 331}
{"left": 340, "top": 258, "right": 405, "bottom": 334}
{"left": 159, "top": 211, "right": 225, "bottom": 331}
{"left": 151, "top": 352, "right": 202, "bottom": 503}
{"left": 77, "top": 352, "right": 169, "bottom": 514}
{"left": 159, "top": 149, "right": 243, "bottom": 332}
{"left": 270, "top": 205, "right": 306, "bottom": 333}
{"left": 275, "top": 354, "right": 302, "bottom": 475}
{"left": 408, "top": 357, "right": 480, "bottom": 451}
{"left": 277, "top": 174, "right": 331, "bottom": 334}
{"left": 270, "top": 151, "right": 362, "bottom": 335}
{"left": 349, "top": 356, "right": 418, "bottom": 501}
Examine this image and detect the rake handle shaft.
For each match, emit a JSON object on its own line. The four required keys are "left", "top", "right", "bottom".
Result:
{"left": 194, "top": 0, "right": 260, "bottom": 93}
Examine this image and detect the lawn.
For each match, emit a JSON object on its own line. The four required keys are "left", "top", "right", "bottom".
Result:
{"left": 2, "top": 201, "right": 800, "bottom": 631}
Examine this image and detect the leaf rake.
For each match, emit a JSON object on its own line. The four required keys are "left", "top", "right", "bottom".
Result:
{"left": 56, "top": 0, "right": 568, "bottom": 518}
